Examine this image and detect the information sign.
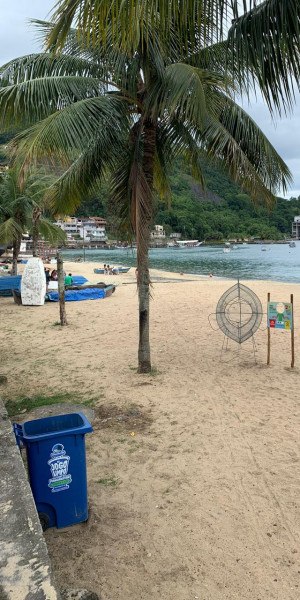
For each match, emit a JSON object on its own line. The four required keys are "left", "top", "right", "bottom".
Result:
{"left": 267, "top": 302, "right": 293, "bottom": 331}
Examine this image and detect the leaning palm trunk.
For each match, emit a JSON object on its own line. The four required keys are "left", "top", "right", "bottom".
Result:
{"left": 32, "top": 208, "right": 42, "bottom": 257}
{"left": 57, "top": 253, "right": 68, "bottom": 326}
{"left": 136, "top": 119, "right": 156, "bottom": 374}
{"left": 12, "top": 236, "right": 21, "bottom": 275}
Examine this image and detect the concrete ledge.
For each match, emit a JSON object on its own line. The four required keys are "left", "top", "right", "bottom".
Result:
{"left": 0, "top": 400, "right": 61, "bottom": 600}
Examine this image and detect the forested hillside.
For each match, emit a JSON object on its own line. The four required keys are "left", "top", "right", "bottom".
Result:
{"left": 77, "top": 159, "right": 300, "bottom": 241}
{"left": 1, "top": 131, "right": 299, "bottom": 240}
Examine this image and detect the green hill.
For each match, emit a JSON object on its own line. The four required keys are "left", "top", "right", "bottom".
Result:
{"left": 1, "top": 130, "right": 299, "bottom": 240}
{"left": 78, "top": 159, "right": 300, "bottom": 241}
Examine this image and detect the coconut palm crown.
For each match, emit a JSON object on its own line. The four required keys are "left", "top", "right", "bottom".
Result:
{"left": 0, "top": 169, "right": 66, "bottom": 274}
{"left": 0, "top": 7, "right": 294, "bottom": 371}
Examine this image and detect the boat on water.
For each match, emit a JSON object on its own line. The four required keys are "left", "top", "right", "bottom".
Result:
{"left": 223, "top": 248, "right": 231, "bottom": 253}
{"left": 115, "top": 245, "right": 136, "bottom": 250}
{"left": 94, "top": 266, "right": 130, "bottom": 274}
{"left": 175, "top": 240, "right": 203, "bottom": 247}
{"left": 289, "top": 241, "right": 296, "bottom": 248}
{"left": 261, "top": 246, "right": 267, "bottom": 251}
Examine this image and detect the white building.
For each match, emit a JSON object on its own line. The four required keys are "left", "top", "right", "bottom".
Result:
{"left": 292, "top": 216, "right": 300, "bottom": 239}
{"left": 54, "top": 217, "right": 107, "bottom": 241}
{"left": 151, "top": 225, "right": 166, "bottom": 239}
{"left": 170, "top": 232, "right": 181, "bottom": 239}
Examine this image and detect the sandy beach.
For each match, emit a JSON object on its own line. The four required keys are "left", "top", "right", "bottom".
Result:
{"left": 1, "top": 261, "right": 300, "bottom": 600}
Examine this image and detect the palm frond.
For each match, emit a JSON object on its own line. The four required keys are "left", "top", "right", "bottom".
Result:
{"left": 48, "top": 0, "right": 234, "bottom": 54}
{"left": 11, "top": 95, "right": 128, "bottom": 169}
{"left": 201, "top": 109, "right": 291, "bottom": 205}
{"left": 0, "top": 74, "right": 107, "bottom": 129}
{"left": 156, "top": 119, "right": 205, "bottom": 190}
{"left": 228, "top": 0, "right": 300, "bottom": 113}
{"left": 0, "top": 52, "right": 103, "bottom": 84}
{"left": 45, "top": 120, "right": 128, "bottom": 215}
{"left": 0, "top": 217, "right": 24, "bottom": 242}
{"left": 35, "top": 218, "right": 67, "bottom": 244}
{"left": 210, "top": 94, "right": 292, "bottom": 193}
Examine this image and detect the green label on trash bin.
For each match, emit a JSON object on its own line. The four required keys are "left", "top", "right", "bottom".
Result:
{"left": 47, "top": 444, "right": 72, "bottom": 493}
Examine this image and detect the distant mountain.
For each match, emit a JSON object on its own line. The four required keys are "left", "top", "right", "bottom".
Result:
{"left": 154, "top": 159, "right": 300, "bottom": 241}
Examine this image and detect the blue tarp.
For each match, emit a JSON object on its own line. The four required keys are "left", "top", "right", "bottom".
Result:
{"left": 47, "top": 288, "right": 106, "bottom": 302}
{"left": 0, "top": 274, "right": 87, "bottom": 297}
{"left": 0, "top": 276, "right": 21, "bottom": 296}
{"left": 71, "top": 276, "right": 88, "bottom": 285}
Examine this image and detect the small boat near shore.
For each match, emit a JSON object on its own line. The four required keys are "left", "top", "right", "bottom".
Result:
{"left": 289, "top": 241, "right": 296, "bottom": 248}
{"left": 94, "top": 266, "right": 130, "bottom": 274}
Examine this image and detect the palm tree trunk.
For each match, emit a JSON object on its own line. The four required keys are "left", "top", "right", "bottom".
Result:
{"left": 137, "top": 118, "right": 156, "bottom": 373}
{"left": 57, "top": 253, "right": 68, "bottom": 326}
{"left": 12, "top": 237, "right": 21, "bottom": 275}
{"left": 32, "top": 209, "right": 41, "bottom": 257}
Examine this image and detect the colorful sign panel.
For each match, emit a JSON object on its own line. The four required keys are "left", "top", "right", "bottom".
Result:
{"left": 267, "top": 302, "right": 293, "bottom": 331}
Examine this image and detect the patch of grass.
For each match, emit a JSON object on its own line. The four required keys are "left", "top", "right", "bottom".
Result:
{"left": 52, "top": 321, "right": 62, "bottom": 327}
{"left": 5, "top": 392, "right": 91, "bottom": 417}
{"left": 148, "top": 366, "right": 162, "bottom": 376}
{"left": 82, "top": 398, "right": 96, "bottom": 407}
{"left": 97, "top": 476, "right": 119, "bottom": 487}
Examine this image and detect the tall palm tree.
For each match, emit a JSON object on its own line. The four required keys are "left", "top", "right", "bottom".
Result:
{"left": 0, "top": 169, "right": 66, "bottom": 274}
{"left": 0, "top": 2, "right": 295, "bottom": 371}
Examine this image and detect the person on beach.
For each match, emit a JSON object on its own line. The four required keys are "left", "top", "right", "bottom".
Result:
{"left": 50, "top": 269, "right": 58, "bottom": 281}
{"left": 104, "top": 264, "right": 107, "bottom": 273}
{"left": 44, "top": 268, "right": 51, "bottom": 289}
{"left": 65, "top": 273, "right": 73, "bottom": 286}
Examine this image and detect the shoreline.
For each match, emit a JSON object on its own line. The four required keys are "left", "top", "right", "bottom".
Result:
{"left": 51, "top": 259, "right": 300, "bottom": 287}
{"left": 2, "top": 257, "right": 300, "bottom": 286}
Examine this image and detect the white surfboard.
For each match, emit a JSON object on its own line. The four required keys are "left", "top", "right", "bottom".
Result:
{"left": 21, "top": 257, "right": 46, "bottom": 306}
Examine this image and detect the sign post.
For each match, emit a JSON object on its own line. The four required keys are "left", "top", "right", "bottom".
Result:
{"left": 267, "top": 296, "right": 294, "bottom": 368}
{"left": 291, "top": 294, "right": 295, "bottom": 368}
{"left": 267, "top": 292, "right": 271, "bottom": 365}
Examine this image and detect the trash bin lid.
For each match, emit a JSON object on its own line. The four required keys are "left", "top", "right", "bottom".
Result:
{"left": 22, "top": 412, "right": 93, "bottom": 441}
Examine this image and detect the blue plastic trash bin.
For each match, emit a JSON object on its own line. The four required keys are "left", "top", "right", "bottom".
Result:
{"left": 14, "top": 412, "right": 93, "bottom": 530}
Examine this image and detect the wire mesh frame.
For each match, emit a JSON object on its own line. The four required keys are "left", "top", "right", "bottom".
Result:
{"left": 219, "top": 331, "right": 259, "bottom": 364}
{"left": 216, "top": 281, "right": 263, "bottom": 344}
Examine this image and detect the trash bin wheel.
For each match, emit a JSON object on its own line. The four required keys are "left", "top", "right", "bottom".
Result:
{"left": 39, "top": 512, "right": 50, "bottom": 531}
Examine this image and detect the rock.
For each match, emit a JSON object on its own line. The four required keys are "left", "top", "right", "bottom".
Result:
{"left": 0, "top": 375, "right": 7, "bottom": 385}
{"left": 60, "top": 590, "right": 100, "bottom": 600}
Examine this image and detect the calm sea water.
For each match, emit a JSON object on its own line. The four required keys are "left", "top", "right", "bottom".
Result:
{"left": 62, "top": 243, "right": 300, "bottom": 283}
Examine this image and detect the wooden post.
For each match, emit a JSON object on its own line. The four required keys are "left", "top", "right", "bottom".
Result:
{"left": 57, "top": 253, "right": 68, "bottom": 326}
{"left": 267, "top": 292, "right": 271, "bottom": 365}
{"left": 291, "top": 293, "right": 295, "bottom": 368}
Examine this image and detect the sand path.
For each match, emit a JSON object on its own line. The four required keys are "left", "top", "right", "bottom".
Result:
{"left": 1, "top": 262, "right": 300, "bottom": 599}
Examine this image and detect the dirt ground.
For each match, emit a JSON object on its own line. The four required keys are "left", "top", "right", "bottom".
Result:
{"left": 1, "top": 262, "right": 300, "bottom": 600}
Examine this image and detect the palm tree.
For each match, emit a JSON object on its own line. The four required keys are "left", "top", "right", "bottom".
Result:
{"left": 0, "top": 169, "right": 66, "bottom": 274}
{"left": 0, "top": 2, "right": 295, "bottom": 371}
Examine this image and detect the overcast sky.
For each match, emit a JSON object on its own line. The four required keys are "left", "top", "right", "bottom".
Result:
{"left": 1, "top": 0, "right": 299, "bottom": 199}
